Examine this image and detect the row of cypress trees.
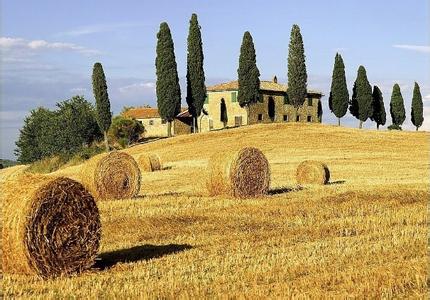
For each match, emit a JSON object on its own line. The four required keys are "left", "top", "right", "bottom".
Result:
{"left": 156, "top": 14, "right": 206, "bottom": 136}
{"left": 329, "top": 54, "right": 424, "bottom": 130}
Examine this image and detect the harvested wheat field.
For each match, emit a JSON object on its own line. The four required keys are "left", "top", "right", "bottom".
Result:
{"left": 1, "top": 123, "right": 429, "bottom": 298}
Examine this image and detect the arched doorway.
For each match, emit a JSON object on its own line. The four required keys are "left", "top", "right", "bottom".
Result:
{"left": 220, "top": 98, "right": 228, "bottom": 128}
{"left": 268, "top": 96, "right": 275, "bottom": 121}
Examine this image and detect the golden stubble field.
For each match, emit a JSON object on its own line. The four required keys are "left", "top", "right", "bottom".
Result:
{"left": 1, "top": 123, "right": 429, "bottom": 298}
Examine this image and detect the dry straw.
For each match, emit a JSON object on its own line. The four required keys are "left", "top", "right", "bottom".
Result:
{"left": 79, "top": 151, "right": 141, "bottom": 200}
{"left": 207, "top": 147, "right": 270, "bottom": 198}
{"left": 138, "top": 153, "right": 162, "bottom": 172}
{"left": 296, "top": 160, "right": 330, "bottom": 185}
{"left": 1, "top": 174, "right": 101, "bottom": 278}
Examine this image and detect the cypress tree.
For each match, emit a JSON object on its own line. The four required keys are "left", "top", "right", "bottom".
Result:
{"left": 329, "top": 53, "right": 349, "bottom": 126}
{"left": 411, "top": 82, "right": 424, "bottom": 131}
{"left": 237, "top": 31, "right": 260, "bottom": 124}
{"left": 92, "top": 62, "right": 112, "bottom": 151}
{"left": 186, "top": 13, "right": 206, "bottom": 133}
{"left": 349, "top": 66, "right": 372, "bottom": 128}
{"left": 389, "top": 83, "right": 406, "bottom": 129}
{"left": 370, "top": 85, "right": 386, "bottom": 130}
{"left": 287, "top": 24, "right": 307, "bottom": 115}
{"left": 155, "top": 22, "right": 181, "bottom": 137}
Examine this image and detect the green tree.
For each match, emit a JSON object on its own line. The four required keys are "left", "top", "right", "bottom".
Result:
{"left": 92, "top": 62, "right": 112, "bottom": 151}
{"left": 349, "top": 66, "right": 372, "bottom": 128}
{"left": 108, "top": 116, "right": 145, "bottom": 148}
{"left": 370, "top": 85, "right": 386, "bottom": 130}
{"left": 287, "top": 24, "right": 307, "bottom": 116}
{"left": 237, "top": 31, "right": 260, "bottom": 124}
{"left": 329, "top": 53, "right": 349, "bottom": 125}
{"left": 56, "top": 96, "right": 102, "bottom": 149}
{"left": 186, "top": 13, "right": 206, "bottom": 133}
{"left": 156, "top": 22, "right": 181, "bottom": 137}
{"left": 389, "top": 83, "right": 406, "bottom": 129}
{"left": 411, "top": 82, "right": 424, "bottom": 131}
{"left": 15, "top": 107, "right": 53, "bottom": 163}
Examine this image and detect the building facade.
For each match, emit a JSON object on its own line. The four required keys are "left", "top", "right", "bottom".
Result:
{"left": 199, "top": 78, "right": 323, "bottom": 132}
{"left": 123, "top": 107, "right": 169, "bottom": 137}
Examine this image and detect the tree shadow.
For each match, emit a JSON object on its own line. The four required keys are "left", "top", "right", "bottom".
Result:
{"left": 161, "top": 165, "right": 173, "bottom": 171}
{"left": 327, "top": 180, "right": 346, "bottom": 185}
{"left": 95, "top": 244, "right": 193, "bottom": 270}
{"left": 269, "top": 185, "right": 303, "bottom": 195}
{"left": 135, "top": 191, "right": 183, "bottom": 199}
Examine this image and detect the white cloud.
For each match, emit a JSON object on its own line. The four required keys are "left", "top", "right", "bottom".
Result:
{"left": 0, "top": 36, "right": 100, "bottom": 55}
{"left": 424, "top": 94, "right": 430, "bottom": 102}
{"left": 70, "top": 87, "right": 87, "bottom": 94}
{"left": 118, "top": 82, "right": 155, "bottom": 93}
{"left": 56, "top": 22, "right": 147, "bottom": 37}
{"left": 393, "top": 44, "right": 430, "bottom": 53}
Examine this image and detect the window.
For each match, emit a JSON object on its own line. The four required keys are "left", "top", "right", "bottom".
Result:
{"left": 284, "top": 93, "right": 290, "bottom": 105}
{"left": 307, "top": 116, "right": 312, "bottom": 122}
{"left": 161, "top": 119, "right": 167, "bottom": 124}
{"left": 296, "top": 115, "right": 300, "bottom": 122}
{"left": 209, "top": 119, "right": 213, "bottom": 130}
{"left": 268, "top": 97, "right": 275, "bottom": 121}
{"left": 231, "top": 91, "right": 237, "bottom": 102}
{"left": 149, "top": 120, "right": 154, "bottom": 125}
{"left": 205, "top": 94, "right": 209, "bottom": 104}
{"left": 283, "top": 115, "right": 288, "bottom": 122}
{"left": 235, "top": 116, "right": 242, "bottom": 127}
{"left": 308, "top": 98, "right": 313, "bottom": 106}
{"left": 258, "top": 114, "right": 263, "bottom": 121}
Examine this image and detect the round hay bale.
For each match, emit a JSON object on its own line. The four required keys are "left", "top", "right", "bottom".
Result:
{"left": 207, "top": 147, "right": 270, "bottom": 198}
{"left": 296, "top": 160, "right": 330, "bottom": 185}
{"left": 80, "top": 151, "right": 141, "bottom": 200}
{"left": 138, "top": 153, "right": 162, "bottom": 172}
{"left": 1, "top": 174, "right": 101, "bottom": 278}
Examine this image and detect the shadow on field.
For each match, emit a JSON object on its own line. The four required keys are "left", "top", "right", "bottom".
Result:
{"left": 269, "top": 185, "right": 303, "bottom": 195}
{"left": 327, "top": 180, "right": 346, "bottom": 185}
{"left": 161, "top": 165, "right": 173, "bottom": 171}
{"left": 135, "top": 191, "right": 183, "bottom": 198}
{"left": 95, "top": 244, "right": 193, "bottom": 270}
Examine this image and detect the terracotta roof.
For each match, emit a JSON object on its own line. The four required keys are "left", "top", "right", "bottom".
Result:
{"left": 123, "top": 107, "right": 187, "bottom": 119}
{"left": 207, "top": 80, "right": 322, "bottom": 95}
{"left": 123, "top": 107, "right": 160, "bottom": 119}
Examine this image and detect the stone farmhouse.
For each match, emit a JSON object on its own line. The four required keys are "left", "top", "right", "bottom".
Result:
{"left": 198, "top": 77, "right": 323, "bottom": 132}
{"left": 123, "top": 77, "right": 323, "bottom": 137}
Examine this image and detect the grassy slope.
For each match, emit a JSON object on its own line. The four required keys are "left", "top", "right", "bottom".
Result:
{"left": 2, "top": 123, "right": 429, "bottom": 298}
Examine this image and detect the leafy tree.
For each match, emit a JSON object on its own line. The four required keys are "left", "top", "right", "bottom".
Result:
{"left": 186, "top": 13, "right": 206, "bottom": 133}
{"left": 15, "top": 107, "right": 54, "bottom": 163}
{"left": 15, "top": 97, "right": 102, "bottom": 163}
{"left": 56, "top": 96, "right": 102, "bottom": 149}
{"left": 349, "top": 66, "right": 372, "bottom": 128}
{"left": 389, "top": 83, "right": 406, "bottom": 129}
{"left": 108, "top": 116, "right": 145, "bottom": 148}
{"left": 237, "top": 31, "right": 260, "bottom": 124}
{"left": 287, "top": 24, "right": 307, "bottom": 115}
{"left": 156, "top": 22, "right": 181, "bottom": 137}
{"left": 329, "top": 53, "right": 349, "bottom": 125}
{"left": 370, "top": 85, "right": 386, "bottom": 130}
{"left": 411, "top": 82, "right": 424, "bottom": 131}
{"left": 92, "top": 62, "right": 112, "bottom": 151}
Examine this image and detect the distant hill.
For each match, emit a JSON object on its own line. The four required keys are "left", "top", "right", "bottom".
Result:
{"left": 0, "top": 159, "right": 18, "bottom": 168}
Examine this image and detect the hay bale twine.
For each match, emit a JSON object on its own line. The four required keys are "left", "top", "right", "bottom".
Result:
{"left": 296, "top": 160, "right": 330, "bottom": 185}
{"left": 80, "top": 151, "right": 141, "bottom": 200}
{"left": 137, "top": 153, "right": 162, "bottom": 172}
{"left": 207, "top": 147, "right": 270, "bottom": 198}
{"left": 1, "top": 174, "right": 101, "bottom": 278}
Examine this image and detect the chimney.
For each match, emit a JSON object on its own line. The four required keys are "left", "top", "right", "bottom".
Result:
{"left": 273, "top": 75, "right": 277, "bottom": 83}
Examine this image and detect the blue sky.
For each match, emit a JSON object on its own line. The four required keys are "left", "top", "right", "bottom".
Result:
{"left": 1, "top": 0, "right": 429, "bottom": 159}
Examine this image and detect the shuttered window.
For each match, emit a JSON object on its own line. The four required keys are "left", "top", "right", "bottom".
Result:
{"left": 284, "top": 93, "right": 290, "bottom": 105}
{"left": 231, "top": 91, "right": 237, "bottom": 102}
{"left": 204, "top": 94, "right": 209, "bottom": 104}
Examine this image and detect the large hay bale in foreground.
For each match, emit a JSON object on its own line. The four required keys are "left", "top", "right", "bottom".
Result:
{"left": 138, "top": 153, "right": 162, "bottom": 172}
{"left": 2, "top": 174, "right": 101, "bottom": 278}
{"left": 80, "top": 151, "right": 141, "bottom": 200}
{"left": 296, "top": 160, "right": 330, "bottom": 185}
{"left": 207, "top": 147, "right": 270, "bottom": 198}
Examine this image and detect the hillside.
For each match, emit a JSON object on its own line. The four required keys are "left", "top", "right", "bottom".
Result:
{"left": 2, "top": 123, "right": 429, "bottom": 298}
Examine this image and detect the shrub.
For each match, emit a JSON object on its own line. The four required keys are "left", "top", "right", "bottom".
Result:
{"left": 108, "top": 116, "right": 145, "bottom": 149}
{"left": 388, "top": 124, "right": 402, "bottom": 131}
